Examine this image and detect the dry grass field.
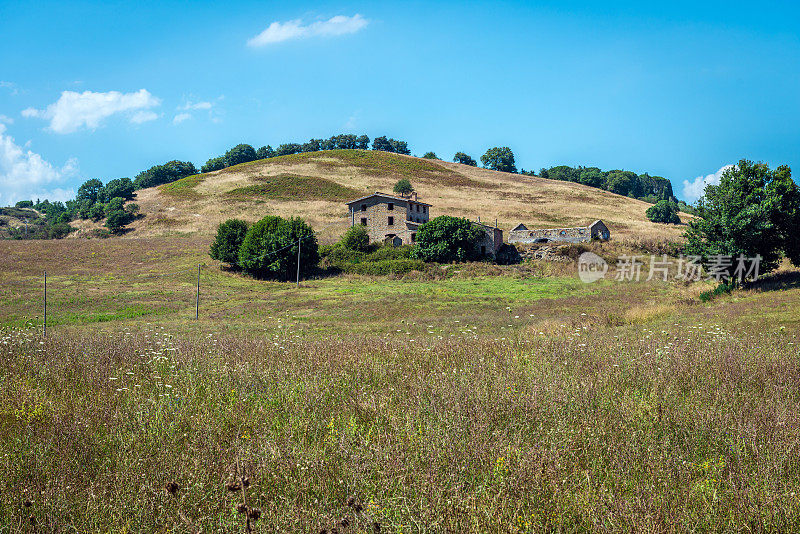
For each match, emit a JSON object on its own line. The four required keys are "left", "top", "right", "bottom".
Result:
{"left": 2, "top": 235, "right": 800, "bottom": 531}
{"left": 127, "top": 150, "right": 690, "bottom": 243}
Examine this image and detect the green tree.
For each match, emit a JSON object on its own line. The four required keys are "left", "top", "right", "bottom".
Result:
{"left": 224, "top": 144, "right": 257, "bottom": 167}
{"left": 422, "top": 151, "right": 438, "bottom": 159}
{"left": 480, "top": 147, "right": 517, "bottom": 173}
{"left": 393, "top": 178, "right": 414, "bottom": 197}
{"left": 133, "top": 160, "right": 197, "bottom": 189}
{"left": 209, "top": 218, "right": 249, "bottom": 268}
{"left": 238, "top": 216, "right": 319, "bottom": 280}
{"left": 88, "top": 203, "right": 106, "bottom": 221}
{"left": 684, "top": 160, "right": 800, "bottom": 279}
{"left": 340, "top": 225, "right": 370, "bottom": 252}
{"left": 606, "top": 170, "right": 640, "bottom": 197}
{"left": 105, "top": 209, "right": 132, "bottom": 234}
{"left": 102, "top": 177, "right": 135, "bottom": 201}
{"left": 355, "top": 135, "right": 370, "bottom": 149}
{"left": 256, "top": 145, "right": 275, "bottom": 159}
{"left": 104, "top": 197, "right": 125, "bottom": 217}
{"left": 201, "top": 156, "right": 226, "bottom": 173}
{"left": 646, "top": 200, "right": 681, "bottom": 224}
{"left": 453, "top": 152, "right": 477, "bottom": 166}
{"left": 76, "top": 179, "right": 104, "bottom": 204}
{"left": 15, "top": 200, "right": 33, "bottom": 208}
{"left": 411, "top": 216, "right": 484, "bottom": 263}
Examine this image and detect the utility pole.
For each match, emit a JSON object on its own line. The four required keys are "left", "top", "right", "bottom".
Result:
{"left": 43, "top": 271, "right": 47, "bottom": 337}
{"left": 195, "top": 264, "right": 200, "bottom": 320}
{"left": 296, "top": 237, "right": 302, "bottom": 289}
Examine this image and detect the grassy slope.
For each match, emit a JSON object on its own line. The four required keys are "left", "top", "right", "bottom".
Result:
{"left": 2, "top": 237, "right": 800, "bottom": 531}
{"left": 130, "top": 150, "right": 689, "bottom": 243}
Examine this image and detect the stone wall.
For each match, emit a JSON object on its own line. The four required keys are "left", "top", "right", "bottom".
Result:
{"left": 474, "top": 224, "right": 504, "bottom": 256}
{"left": 509, "top": 226, "right": 591, "bottom": 244}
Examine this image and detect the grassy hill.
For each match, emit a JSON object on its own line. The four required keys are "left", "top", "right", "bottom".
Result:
{"left": 130, "top": 149, "right": 689, "bottom": 243}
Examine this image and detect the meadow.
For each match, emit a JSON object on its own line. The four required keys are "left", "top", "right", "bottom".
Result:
{"left": 1, "top": 237, "right": 800, "bottom": 532}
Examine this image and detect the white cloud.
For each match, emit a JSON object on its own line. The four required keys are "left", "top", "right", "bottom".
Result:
{"left": 21, "top": 89, "right": 161, "bottom": 133}
{"left": 0, "top": 114, "right": 13, "bottom": 125}
{"left": 247, "top": 14, "right": 368, "bottom": 47}
{"left": 0, "top": 81, "right": 19, "bottom": 95}
{"left": 0, "top": 123, "right": 78, "bottom": 205}
{"left": 173, "top": 113, "right": 192, "bottom": 124}
{"left": 180, "top": 101, "right": 212, "bottom": 111}
{"left": 682, "top": 164, "right": 735, "bottom": 202}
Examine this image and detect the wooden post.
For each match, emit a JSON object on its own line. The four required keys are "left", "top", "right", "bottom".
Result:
{"left": 195, "top": 264, "right": 200, "bottom": 320}
{"left": 43, "top": 271, "right": 47, "bottom": 338}
{"left": 296, "top": 238, "right": 301, "bottom": 288}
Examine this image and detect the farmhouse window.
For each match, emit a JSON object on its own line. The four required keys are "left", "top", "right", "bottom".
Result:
{"left": 388, "top": 203, "right": 394, "bottom": 210}
{"left": 360, "top": 218, "right": 367, "bottom": 225}
{"left": 388, "top": 216, "right": 394, "bottom": 226}
{"left": 361, "top": 204, "right": 367, "bottom": 211}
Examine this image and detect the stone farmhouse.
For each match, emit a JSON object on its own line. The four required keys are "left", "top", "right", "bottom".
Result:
{"left": 508, "top": 220, "right": 610, "bottom": 244}
{"left": 345, "top": 192, "right": 503, "bottom": 256}
{"left": 346, "top": 192, "right": 431, "bottom": 247}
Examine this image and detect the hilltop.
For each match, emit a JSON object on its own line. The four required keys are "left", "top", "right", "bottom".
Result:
{"left": 128, "top": 149, "right": 688, "bottom": 243}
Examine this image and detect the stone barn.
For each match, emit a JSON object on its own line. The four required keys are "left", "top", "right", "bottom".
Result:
{"left": 472, "top": 221, "right": 504, "bottom": 257}
{"left": 509, "top": 220, "right": 610, "bottom": 244}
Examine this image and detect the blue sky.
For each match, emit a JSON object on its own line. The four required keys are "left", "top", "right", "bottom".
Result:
{"left": 1, "top": 0, "right": 798, "bottom": 205}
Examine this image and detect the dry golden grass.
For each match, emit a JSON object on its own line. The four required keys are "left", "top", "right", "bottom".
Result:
{"left": 129, "top": 150, "right": 691, "bottom": 243}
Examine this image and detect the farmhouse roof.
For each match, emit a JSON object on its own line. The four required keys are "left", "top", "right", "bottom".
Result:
{"left": 345, "top": 191, "right": 432, "bottom": 207}
{"left": 511, "top": 223, "right": 528, "bottom": 231}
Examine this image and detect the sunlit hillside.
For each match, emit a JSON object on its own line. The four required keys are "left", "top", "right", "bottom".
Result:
{"left": 128, "top": 150, "right": 690, "bottom": 243}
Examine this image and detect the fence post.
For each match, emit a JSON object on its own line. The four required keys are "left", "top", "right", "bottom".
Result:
{"left": 43, "top": 271, "right": 47, "bottom": 338}
{"left": 195, "top": 264, "right": 200, "bottom": 320}
{"left": 296, "top": 238, "right": 301, "bottom": 288}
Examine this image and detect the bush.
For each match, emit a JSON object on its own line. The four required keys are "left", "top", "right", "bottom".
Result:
{"left": 411, "top": 216, "right": 484, "bottom": 263}
{"left": 321, "top": 245, "right": 367, "bottom": 269}
{"left": 88, "top": 203, "right": 106, "bottom": 222}
{"left": 422, "top": 152, "right": 438, "bottom": 159}
{"left": 366, "top": 245, "right": 412, "bottom": 261}
{"left": 340, "top": 225, "right": 370, "bottom": 252}
{"left": 15, "top": 200, "right": 33, "bottom": 208}
{"left": 104, "top": 197, "right": 125, "bottom": 217}
{"left": 209, "top": 219, "right": 249, "bottom": 268}
{"left": 646, "top": 200, "right": 681, "bottom": 224}
{"left": 344, "top": 259, "right": 425, "bottom": 275}
{"left": 699, "top": 282, "right": 734, "bottom": 302}
{"left": 238, "top": 216, "right": 319, "bottom": 281}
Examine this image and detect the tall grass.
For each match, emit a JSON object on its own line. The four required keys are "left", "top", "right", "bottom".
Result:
{"left": 2, "top": 320, "right": 799, "bottom": 531}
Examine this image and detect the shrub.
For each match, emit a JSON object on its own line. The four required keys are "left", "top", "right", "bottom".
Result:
{"left": 340, "top": 225, "right": 370, "bottom": 252}
{"left": 15, "top": 200, "right": 33, "bottom": 208}
{"left": 104, "top": 197, "right": 125, "bottom": 217}
{"left": 646, "top": 200, "right": 681, "bottom": 224}
{"left": 89, "top": 203, "right": 106, "bottom": 222}
{"left": 422, "top": 152, "right": 438, "bottom": 159}
{"left": 344, "top": 259, "right": 425, "bottom": 275}
{"left": 699, "top": 282, "right": 734, "bottom": 302}
{"left": 239, "top": 216, "right": 319, "bottom": 281}
{"left": 411, "top": 216, "right": 484, "bottom": 263}
{"left": 321, "top": 245, "right": 366, "bottom": 269}
{"left": 366, "top": 245, "right": 412, "bottom": 261}
{"left": 210, "top": 219, "right": 249, "bottom": 268}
